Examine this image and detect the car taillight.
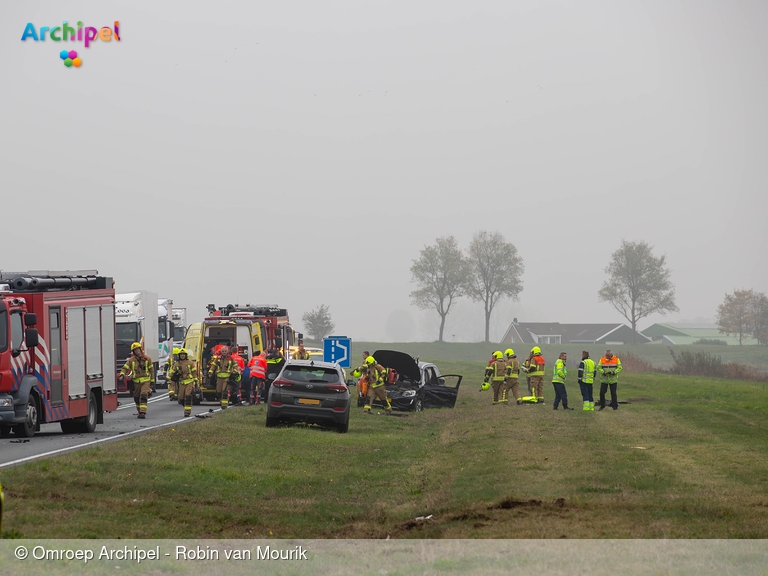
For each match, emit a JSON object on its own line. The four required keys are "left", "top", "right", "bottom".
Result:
{"left": 272, "top": 379, "right": 294, "bottom": 387}
{"left": 332, "top": 406, "right": 346, "bottom": 412}
{"left": 325, "top": 384, "right": 347, "bottom": 393}
{"left": 270, "top": 401, "right": 283, "bottom": 406}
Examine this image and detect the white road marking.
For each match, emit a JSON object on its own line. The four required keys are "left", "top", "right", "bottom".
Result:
{"left": 0, "top": 405, "right": 225, "bottom": 470}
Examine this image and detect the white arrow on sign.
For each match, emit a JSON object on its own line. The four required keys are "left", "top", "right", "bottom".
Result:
{"left": 332, "top": 340, "right": 348, "bottom": 365}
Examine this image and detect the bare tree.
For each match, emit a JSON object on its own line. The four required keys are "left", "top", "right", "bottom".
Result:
{"left": 466, "top": 231, "right": 524, "bottom": 343}
{"left": 750, "top": 292, "right": 768, "bottom": 346}
{"left": 717, "top": 289, "right": 761, "bottom": 346}
{"left": 410, "top": 236, "right": 470, "bottom": 342}
{"left": 301, "top": 304, "right": 335, "bottom": 341}
{"left": 598, "top": 240, "right": 678, "bottom": 343}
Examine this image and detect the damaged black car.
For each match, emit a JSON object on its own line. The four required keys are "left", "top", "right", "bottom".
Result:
{"left": 355, "top": 349, "right": 462, "bottom": 411}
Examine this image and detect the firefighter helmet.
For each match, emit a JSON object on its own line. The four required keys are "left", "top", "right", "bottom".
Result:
{"left": 172, "top": 347, "right": 181, "bottom": 355}
{"left": 481, "top": 381, "right": 491, "bottom": 391}
{"left": 178, "top": 348, "right": 188, "bottom": 357}
{"left": 352, "top": 369, "right": 362, "bottom": 378}
{"left": 505, "top": 348, "right": 515, "bottom": 357}
{"left": 531, "top": 346, "right": 542, "bottom": 355}
{"left": 130, "top": 342, "right": 142, "bottom": 351}
{"left": 493, "top": 351, "right": 503, "bottom": 360}
{"left": 365, "top": 356, "right": 376, "bottom": 365}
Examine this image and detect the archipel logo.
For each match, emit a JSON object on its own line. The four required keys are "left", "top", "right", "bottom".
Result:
{"left": 21, "top": 21, "right": 120, "bottom": 68}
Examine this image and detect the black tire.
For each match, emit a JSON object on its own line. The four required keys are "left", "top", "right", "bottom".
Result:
{"left": 13, "top": 394, "right": 38, "bottom": 438}
{"left": 60, "top": 420, "right": 78, "bottom": 434}
{"left": 265, "top": 416, "right": 278, "bottom": 428}
{"left": 413, "top": 399, "right": 423, "bottom": 412}
{"left": 337, "top": 419, "right": 349, "bottom": 434}
{"left": 80, "top": 392, "right": 98, "bottom": 433}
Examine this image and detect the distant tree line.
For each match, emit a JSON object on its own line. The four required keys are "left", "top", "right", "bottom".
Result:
{"left": 410, "top": 236, "right": 679, "bottom": 344}
{"left": 716, "top": 289, "right": 768, "bottom": 346}
{"left": 409, "top": 232, "right": 523, "bottom": 342}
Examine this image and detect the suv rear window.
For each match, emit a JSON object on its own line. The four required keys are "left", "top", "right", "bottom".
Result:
{"left": 282, "top": 366, "right": 340, "bottom": 383}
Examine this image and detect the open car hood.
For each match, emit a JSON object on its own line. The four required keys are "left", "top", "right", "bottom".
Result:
{"left": 373, "top": 350, "right": 420, "bottom": 382}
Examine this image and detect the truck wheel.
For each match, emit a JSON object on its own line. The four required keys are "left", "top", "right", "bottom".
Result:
{"left": 13, "top": 394, "right": 38, "bottom": 438}
{"left": 79, "top": 393, "right": 98, "bottom": 433}
{"left": 60, "top": 420, "right": 78, "bottom": 434}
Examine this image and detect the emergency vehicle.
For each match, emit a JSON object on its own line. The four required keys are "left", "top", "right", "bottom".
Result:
{"left": 184, "top": 304, "right": 296, "bottom": 403}
{"left": 0, "top": 271, "right": 119, "bottom": 437}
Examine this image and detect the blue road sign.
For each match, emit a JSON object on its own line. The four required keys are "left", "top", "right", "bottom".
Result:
{"left": 323, "top": 336, "right": 351, "bottom": 367}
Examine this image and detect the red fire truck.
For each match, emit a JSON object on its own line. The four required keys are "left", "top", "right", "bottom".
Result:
{"left": 0, "top": 271, "right": 119, "bottom": 438}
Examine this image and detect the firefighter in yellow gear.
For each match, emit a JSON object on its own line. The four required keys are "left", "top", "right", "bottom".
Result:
{"left": 505, "top": 348, "right": 522, "bottom": 404}
{"left": 362, "top": 356, "right": 391, "bottom": 414}
{"left": 165, "top": 347, "right": 181, "bottom": 401}
{"left": 292, "top": 340, "right": 311, "bottom": 360}
{"left": 208, "top": 346, "right": 240, "bottom": 409}
{"left": 483, "top": 351, "right": 508, "bottom": 404}
{"left": 520, "top": 346, "right": 546, "bottom": 403}
{"left": 119, "top": 342, "right": 155, "bottom": 419}
{"left": 170, "top": 348, "right": 198, "bottom": 417}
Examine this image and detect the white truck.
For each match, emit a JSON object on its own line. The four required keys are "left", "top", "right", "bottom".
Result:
{"left": 172, "top": 307, "right": 188, "bottom": 347}
{"left": 157, "top": 298, "right": 175, "bottom": 386}
{"left": 115, "top": 291, "right": 159, "bottom": 393}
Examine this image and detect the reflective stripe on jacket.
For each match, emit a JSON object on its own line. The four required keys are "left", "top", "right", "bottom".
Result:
{"left": 491, "top": 360, "right": 506, "bottom": 382}
{"left": 172, "top": 359, "right": 199, "bottom": 385}
{"left": 505, "top": 358, "right": 519, "bottom": 379}
{"left": 578, "top": 358, "right": 596, "bottom": 384}
{"left": 121, "top": 355, "right": 154, "bottom": 383}
{"left": 598, "top": 356, "right": 622, "bottom": 383}
{"left": 552, "top": 358, "right": 567, "bottom": 384}
{"left": 248, "top": 356, "right": 267, "bottom": 378}
{"left": 529, "top": 355, "right": 545, "bottom": 377}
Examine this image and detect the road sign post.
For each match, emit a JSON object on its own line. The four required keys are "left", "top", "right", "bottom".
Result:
{"left": 323, "top": 335, "right": 351, "bottom": 367}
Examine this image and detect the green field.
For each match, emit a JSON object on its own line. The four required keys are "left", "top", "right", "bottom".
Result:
{"left": 343, "top": 340, "right": 768, "bottom": 372}
{"left": 2, "top": 347, "right": 768, "bottom": 539}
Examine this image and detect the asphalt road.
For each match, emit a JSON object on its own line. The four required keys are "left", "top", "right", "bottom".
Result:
{"left": 0, "top": 392, "right": 226, "bottom": 469}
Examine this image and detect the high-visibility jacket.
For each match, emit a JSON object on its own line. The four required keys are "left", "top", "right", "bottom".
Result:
{"left": 368, "top": 364, "right": 387, "bottom": 388}
{"left": 490, "top": 359, "right": 507, "bottom": 382}
{"left": 231, "top": 353, "right": 245, "bottom": 372}
{"left": 505, "top": 358, "right": 519, "bottom": 379}
{"left": 121, "top": 354, "right": 155, "bottom": 384}
{"left": 578, "top": 358, "right": 596, "bottom": 384}
{"left": 171, "top": 359, "right": 199, "bottom": 385}
{"left": 248, "top": 355, "right": 267, "bottom": 379}
{"left": 598, "top": 355, "right": 622, "bottom": 384}
{"left": 528, "top": 354, "right": 546, "bottom": 377}
{"left": 292, "top": 349, "right": 311, "bottom": 360}
{"left": 209, "top": 355, "right": 239, "bottom": 378}
{"left": 552, "top": 358, "right": 567, "bottom": 384}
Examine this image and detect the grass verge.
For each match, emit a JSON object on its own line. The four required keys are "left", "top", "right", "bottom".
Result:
{"left": 2, "top": 361, "right": 768, "bottom": 538}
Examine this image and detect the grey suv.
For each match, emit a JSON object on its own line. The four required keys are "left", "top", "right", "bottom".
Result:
{"left": 266, "top": 360, "right": 350, "bottom": 433}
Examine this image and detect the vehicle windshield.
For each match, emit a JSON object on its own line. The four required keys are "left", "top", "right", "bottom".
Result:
{"left": 282, "top": 366, "right": 340, "bottom": 383}
{"left": 158, "top": 317, "right": 168, "bottom": 341}
{"left": 116, "top": 322, "right": 139, "bottom": 342}
{"left": 174, "top": 326, "right": 186, "bottom": 341}
{"left": 0, "top": 305, "right": 7, "bottom": 352}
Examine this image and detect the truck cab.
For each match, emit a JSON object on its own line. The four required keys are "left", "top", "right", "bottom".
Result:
{"left": 115, "top": 291, "right": 158, "bottom": 393}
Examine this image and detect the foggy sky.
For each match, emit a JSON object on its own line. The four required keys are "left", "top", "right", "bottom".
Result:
{"left": 3, "top": 0, "right": 767, "bottom": 342}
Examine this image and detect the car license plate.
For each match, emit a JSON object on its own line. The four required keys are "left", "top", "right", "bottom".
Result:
{"left": 297, "top": 398, "right": 320, "bottom": 405}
